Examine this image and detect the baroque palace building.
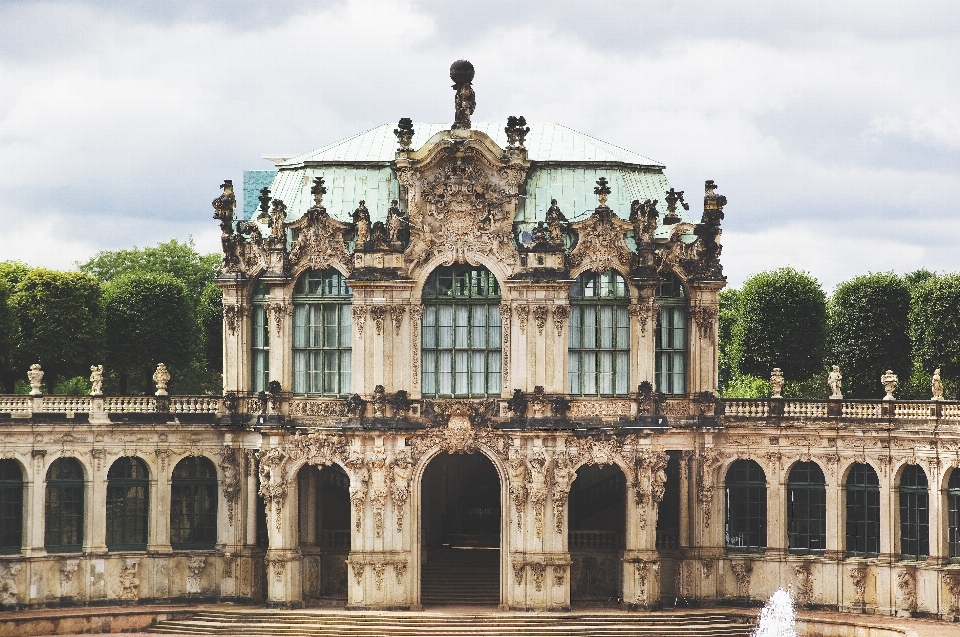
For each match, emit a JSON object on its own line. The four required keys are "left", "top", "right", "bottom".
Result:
{"left": 2, "top": 61, "right": 960, "bottom": 619}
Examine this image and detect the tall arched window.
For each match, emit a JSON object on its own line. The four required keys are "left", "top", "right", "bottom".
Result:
{"left": 422, "top": 265, "right": 501, "bottom": 397}
{"left": 292, "top": 269, "right": 352, "bottom": 395}
{"left": 725, "top": 460, "right": 766, "bottom": 551}
{"left": 0, "top": 460, "right": 23, "bottom": 554}
{"left": 45, "top": 458, "right": 84, "bottom": 552}
{"left": 845, "top": 463, "right": 880, "bottom": 556}
{"left": 251, "top": 281, "right": 270, "bottom": 393}
{"left": 568, "top": 270, "right": 630, "bottom": 396}
{"left": 787, "top": 462, "right": 826, "bottom": 554}
{"left": 106, "top": 457, "right": 149, "bottom": 550}
{"left": 170, "top": 457, "right": 218, "bottom": 549}
{"left": 899, "top": 465, "right": 929, "bottom": 560}
{"left": 655, "top": 273, "right": 687, "bottom": 395}
{"left": 949, "top": 469, "right": 960, "bottom": 559}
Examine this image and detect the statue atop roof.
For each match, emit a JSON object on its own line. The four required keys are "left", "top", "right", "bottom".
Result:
{"left": 450, "top": 60, "right": 476, "bottom": 130}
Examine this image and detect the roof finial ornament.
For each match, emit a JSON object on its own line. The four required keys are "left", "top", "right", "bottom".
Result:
{"left": 505, "top": 116, "right": 529, "bottom": 149}
{"left": 450, "top": 60, "right": 476, "bottom": 130}
{"left": 594, "top": 177, "right": 611, "bottom": 207}
{"left": 394, "top": 118, "right": 415, "bottom": 151}
{"left": 663, "top": 188, "right": 687, "bottom": 225}
{"left": 311, "top": 177, "right": 326, "bottom": 207}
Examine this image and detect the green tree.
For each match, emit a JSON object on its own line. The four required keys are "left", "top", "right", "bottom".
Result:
{"left": 197, "top": 282, "right": 223, "bottom": 373}
{"left": 103, "top": 273, "right": 195, "bottom": 394}
{"left": 79, "top": 239, "right": 219, "bottom": 308}
{"left": 731, "top": 267, "right": 828, "bottom": 381}
{"left": 9, "top": 269, "right": 103, "bottom": 390}
{"left": 717, "top": 287, "right": 741, "bottom": 393}
{"left": 0, "top": 279, "right": 14, "bottom": 392}
{"left": 910, "top": 274, "right": 960, "bottom": 398}
{"left": 829, "top": 273, "right": 911, "bottom": 398}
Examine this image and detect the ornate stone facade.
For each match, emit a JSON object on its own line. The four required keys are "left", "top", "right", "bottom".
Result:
{"left": 3, "top": 62, "right": 960, "bottom": 624}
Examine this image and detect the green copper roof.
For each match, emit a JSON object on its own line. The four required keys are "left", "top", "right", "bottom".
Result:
{"left": 276, "top": 122, "right": 664, "bottom": 168}
{"left": 260, "top": 123, "right": 692, "bottom": 233}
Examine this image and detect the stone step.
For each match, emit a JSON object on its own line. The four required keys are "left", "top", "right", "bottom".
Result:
{"left": 150, "top": 610, "right": 754, "bottom": 637}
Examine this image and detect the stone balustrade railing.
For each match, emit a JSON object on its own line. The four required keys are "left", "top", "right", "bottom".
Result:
{"left": 41, "top": 395, "right": 93, "bottom": 413}
{"left": 0, "top": 394, "right": 220, "bottom": 418}
{"left": 721, "top": 398, "right": 960, "bottom": 422}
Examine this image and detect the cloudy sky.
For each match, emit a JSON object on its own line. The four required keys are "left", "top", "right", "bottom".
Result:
{"left": 1, "top": 0, "right": 958, "bottom": 291}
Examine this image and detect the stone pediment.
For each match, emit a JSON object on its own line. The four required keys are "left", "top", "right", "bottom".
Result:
{"left": 567, "top": 205, "right": 635, "bottom": 275}
{"left": 394, "top": 130, "right": 530, "bottom": 277}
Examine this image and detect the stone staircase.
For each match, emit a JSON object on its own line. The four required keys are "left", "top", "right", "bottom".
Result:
{"left": 149, "top": 609, "right": 755, "bottom": 636}
{"left": 421, "top": 547, "right": 500, "bottom": 606}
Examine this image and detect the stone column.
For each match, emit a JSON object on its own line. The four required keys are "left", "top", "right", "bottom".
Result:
{"left": 766, "top": 457, "right": 786, "bottom": 557}
{"left": 148, "top": 451, "right": 173, "bottom": 552}
{"left": 266, "top": 284, "right": 293, "bottom": 394}
{"left": 218, "top": 276, "right": 247, "bottom": 393}
{"left": 265, "top": 466, "right": 302, "bottom": 608}
{"left": 630, "top": 281, "right": 658, "bottom": 390}
{"left": 84, "top": 453, "right": 107, "bottom": 554}
{"left": 928, "top": 459, "right": 945, "bottom": 564}
{"left": 686, "top": 282, "right": 724, "bottom": 396}
{"left": 22, "top": 456, "right": 46, "bottom": 558}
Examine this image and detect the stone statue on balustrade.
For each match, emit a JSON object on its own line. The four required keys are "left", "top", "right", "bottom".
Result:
{"left": 932, "top": 368, "right": 944, "bottom": 401}
{"left": 89, "top": 365, "right": 104, "bottom": 396}
{"left": 27, "top": 364, "right": 43, "bottom": 396}
{"left": 881, "top": 370, "right": 899, "bottom": 401}
{"left": 769, "top": 368, "right": 784, "bottom": 399}
{"left": 153, "top": 363, "right": 170, "bottom": 397}
{"left": 828, "top": 365, "right": 843, "bottom": 399}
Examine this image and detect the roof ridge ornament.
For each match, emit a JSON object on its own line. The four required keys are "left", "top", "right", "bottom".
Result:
{"left": 450, "top": 60, "right": 476, "bottom": 130}
{"left": 394, "top": 118, "right": 414, "bottom": 151}
{"left": 505, "top": 116, "right": 529, "bottom": 150}
{"left": 663, "top": 188, "right": 688, "bottom": 225}
{"left": 594, "top": 176, "right": 611, "bottom": 207}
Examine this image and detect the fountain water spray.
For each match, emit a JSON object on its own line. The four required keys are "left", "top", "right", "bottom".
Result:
{"left": 752, "top": 588, "right": 798, "bottom": 637}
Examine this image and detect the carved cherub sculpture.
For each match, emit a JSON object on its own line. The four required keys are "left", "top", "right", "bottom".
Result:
{"left": 932, "top": 368, "right": 944, "bottom": 401}
{"left": 828, "top": 365, "right": 843, "bottom": 399}
{"left": 89, "top": 365, "right": 104, "bottom": 396}
{"left": 769, "top": 368, "right": 784, "bottom": 399}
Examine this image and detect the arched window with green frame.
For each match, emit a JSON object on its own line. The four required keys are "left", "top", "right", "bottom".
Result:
{"left": 292, "top": 269, "right": 353, "bottom": 396}
{"left": 845, "top": 463, "right": 880, "bottom": 557}
{"left": 106, "top": 457, "right": 149, "bottom": 551}
{"left": 949, "top": 469, "right": 960, "bottom": 559}
{"left": 787, "top": 461, "right": 826, "bottom": 554}
{"left": 251, "top": 280, "right": 270, "bottom": 393}
{"left": 725, "top": 459, "right": 767, "bottom": 551}
{"left": 421, "top": 264, "right": 502, "bottom": 397}
{"left": 0, "top": 460, "right": 23, "bottom": 554}
{"left": 655, "top": 272, "right": 687, "bottom": 395}
{"left": 170, "top": 456, "right": 218, "bottom": 550}
{"left": 899, "top": 465, "right": 929, "bottom": 560}
{"left": 45, "top": 458, "right": 84, "bottom": 552}
{"left": 568, "top": 269, "right": 630, "bottom": 396}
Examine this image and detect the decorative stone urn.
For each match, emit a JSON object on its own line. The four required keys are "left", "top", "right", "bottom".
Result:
{"left": 27, "top": 364, "right": 43, "bottom": 396}
{"left": 881, "top": 370, "right": 899, "bottom": 401}
{"left": 153, "top": 363, "right": 170, "bottom": 397}
{"left": 770, "top": 368, "right": 785, "bottom": 399}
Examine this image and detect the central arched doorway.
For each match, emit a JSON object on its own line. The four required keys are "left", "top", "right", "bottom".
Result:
{"left": 298, "top": 463, "right": 351, "bottom": 606}
{"left": 568, "top": 463, "right": 626, "bottom": 606}
{"left": 420, "top": 452, "right": 501, "bottom": 606}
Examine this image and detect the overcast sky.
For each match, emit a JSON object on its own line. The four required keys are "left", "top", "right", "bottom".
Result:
{"left": 1, "top": 0, "right": 958, "bottom": 292}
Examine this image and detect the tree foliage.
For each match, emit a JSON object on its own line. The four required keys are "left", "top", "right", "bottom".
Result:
{"left": 829, "top": 273, "right": 911, "bottom": 398}
{"left": 731, "top": 267, "right": 828, "bottom": 381}
{"left": 717, "top": 288, "right": 741, "bottom": 393}
{"left": 103, "top": 273, "right": 195, "bottom": 394}
{"left": 197, "top": 282, "right": 223, "bottom": 373}
{"left": 9, "top": 269, "right": 103, "bottom": 390}
{"left": 79, "top": 239, "right": 219, "bottom": 308}
{"left": 910, "top": 274, "right": 960, "bottom": 384}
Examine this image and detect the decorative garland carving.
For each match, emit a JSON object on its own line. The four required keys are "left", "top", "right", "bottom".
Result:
{"left": 390, "top": 305, "right": 406, "bottom": 335}
{"left": 693, "top": 306, "right": 718, "bottom": 340}
{"left": 508, "top": 449, "right": 529, "bottom": 531}
{"left": 849, "top": 564, "right": 867, "bottom": 606}
{"left": 267, "top": 302, "right": 291, "bottom": 337}
{"left": 528, "top": 449, "right": 549, "bottom": 538}
{"left": 224, "top": 304, "right": 241, "bottom": 335}
{"left": 532, "top": 305, "right": 548, "bottom": 334}
{"left": 219, "top": 447, "right": 242, "bottom": 526}
{"left": 552, "top": 453, "right": 576, "bottom": 534}
{"left": 409, "top": 305, "right": 424, "bottom": 386}
{"left": 697, "top": 448, "right": 725, "bottom": 528}
{"left": 390, "top": 450, "right": 414, "bottom": 532}
{"left": 731, "top": 560, "right": 752, "bottom": 598}
{"left": 368, "top": 449, "right": 389, "bottom": 538}
{"left": 552, "top": 304, "right": 570, "bottom": 337}
{"left": 370, "top": 305, "right": 388, "bottom": 336}
{"left": 345, "top": 449, "right": 370, "bottom": 532}
{"left": 499, "top": 304, "right": 511, "bottom": 391}
{"left": 516, "top": 305, "right": 529, "bottom": 334}
{"left": 633, "top": 449, "right": 669, "bottom": 530}
{"left": 352, "top": 305, "right": 367, "bottom": 335}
